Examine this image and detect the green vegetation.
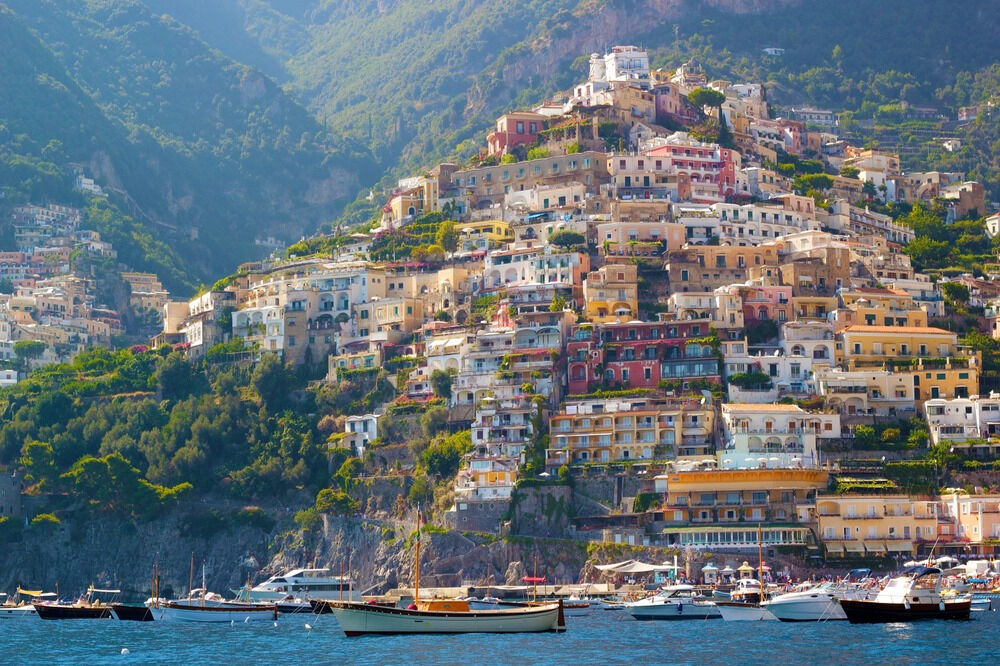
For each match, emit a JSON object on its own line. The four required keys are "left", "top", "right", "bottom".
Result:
{"left": 0, "top": 347, "right": 352, "bottom": 522}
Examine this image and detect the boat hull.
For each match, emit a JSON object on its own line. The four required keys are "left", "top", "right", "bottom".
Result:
{"left": 111, "top": 604, "right": 154, "bottom": 622}
{"left": 764, "top": 596, "right": 847, "bottom": 622}
{"left": 627, "top": 601, "right": 721, "bottom": 621}
{"left": 321, "top": 600, "right": 565, "bottom": 635}
{"left": 151, "top": 602, "right": 277, "bottom": 623}
{"left": 839, "top": 598, "right": 971, "bottom": 623}
{"left": 0, "top": 606, "right": 39, "bottom": 620}
{"left": 34, "top": 604, "right": 112, "bottom": 620}
{"left": 714, "top": 601, "right": 777, "bottom": 621}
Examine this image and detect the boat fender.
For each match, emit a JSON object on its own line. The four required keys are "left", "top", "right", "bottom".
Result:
{"left": 677, "top": 602, "right": 682, "bottom": 614}
{"left": 121, "top": 649, "right": 130, "bottom": 656}
{"left": 939, "top": 601, "right": 945, "bottom": 612}
{"left": 903, "top": 600, "right": 910, "bottom": 610}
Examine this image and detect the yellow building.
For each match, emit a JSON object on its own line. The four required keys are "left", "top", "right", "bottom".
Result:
{"left": 583, "top": 263, "right": 638, "bottom": 322}
{"left": 834, "top": 288, "right": 928, "bottom": 331}
{"left": 793, "top": 295, "right": 838, "bottom": 322}
{"left": 458, "top": 220, "right": 514, "bottom": 252}
{"left": 547, "top": 397, "right": 714, "bottom": 466}
{"left": 816, "top": 494, "right": 938, "bottom": 558}
{"left": 655, "top": 468, "right": 827, "bottom": 549}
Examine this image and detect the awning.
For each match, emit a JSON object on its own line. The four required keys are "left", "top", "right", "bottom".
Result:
{"left": 844, "top": 542, "right": 865, "bottom": 553}
{"left": 887, "top": 540, "right": 914, "bottom": 552}
{"left": 595, "top": 559, "right": 636, "bottom": 571}
{"left": 863, "top": 541, "right": 887, "bottom": 554}
{"left": 825, "top": 543, "right": 845, "bottom": 555}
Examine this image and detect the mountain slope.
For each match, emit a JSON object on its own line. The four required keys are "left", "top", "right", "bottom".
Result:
{"left": 1, "top": 0, "right": 377, "bottom": 288}
{"left": 145, "top": 0, "right": 1000, "bottom": 183}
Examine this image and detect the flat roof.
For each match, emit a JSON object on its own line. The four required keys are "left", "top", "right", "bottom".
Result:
{"left": 723, "top": 403, "right": 805, "bottom": 413}
{"left": 841, "top": 325, "right": 953, "bottom": 335}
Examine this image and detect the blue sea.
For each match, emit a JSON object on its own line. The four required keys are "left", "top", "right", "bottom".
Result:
{"left": 2, "top": 609, "right": 997, "bottom": 665}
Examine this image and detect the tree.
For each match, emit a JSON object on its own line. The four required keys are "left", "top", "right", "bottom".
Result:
{"left": 21, "top": 440, "right": 56, "bottom": 488}
{"left": 794, "top": 173, "right": 833, "bottom": 193}
{"left": 0, "top": 278, "right": 14, "bottom": 294}
{"left": 549, "top": 230, "right": 585, "bottom": 248}
{"left": 526, "top": 147, "right": 550, "bottom": 160}
{"left": 904, "top": 237, "right": 950, "bottom": 270}
{"left": 854, "top": 425, "right": 877, "bottom": 447}
{"left": 252, "top": 354, "right": 295, "bottom": 412}
{"left": 420, "top": 405, "right": 450, "bottom": 437}
{"left": 500, "top": 153, "right": 518, "bottom": 164}
{"left": 687, "top": 87, "right": 725, "bottom": 110}
{"left": 334, "top": 457, "right": 363, "bottom": 491}
{"left": 941, "top": 282, "right": 970, "bottom": 305}
{"left": 549, "top": 294, "right": 568, "bottom": 312}
{"left": 429, "top": 369, "right": 453, "bottom": 399}
{"left": 422, "top": 430, "right": 472, "bottom": 478}
{"left": 13, "top": 340, "right": 46, "bottom": 371}
{"left": 839, "top": 166, "right": 860, "bottom": 179}
{"left": 316, "top": 487, "right": 359, "bottom": 514}
{"left": 433, "top": 310, "right": 452, "bottom": 322}
{"left": 155, "top": 351, "right": 203, "bottom": 401}
{"left": 434, "top": 221, "right": 458, "bottom": 253}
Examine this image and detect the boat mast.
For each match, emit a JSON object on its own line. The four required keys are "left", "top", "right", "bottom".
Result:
{"left": 533, "top": 553, "right": 538, "bottom": 603}
{"left": 757, "top": 523, "right": 764, "bottom": 584}
{"left": 201, "top": 561, "right": 206, "bottom": 608}
{"left": 188, "top": 552, "right": 194, "bottom": 599}
{"left": 414, "top": 504, "right": 421, "bottom": 604}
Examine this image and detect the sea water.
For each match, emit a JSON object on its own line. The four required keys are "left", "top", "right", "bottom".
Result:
{"left": 2, "top": 609, "right": 997, "bottom": 665}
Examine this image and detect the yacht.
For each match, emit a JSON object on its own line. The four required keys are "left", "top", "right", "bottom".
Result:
{"left": 839, "top": 566, "right": 971, "bottom": 623}
{"left": 0, "top": 588, "right": 54, "bottom": 620}
{"left": 763, "top": 568, "right": 875, "bottom": 622}
{"left": 240, "top": 568, "right": 359, "bottom": 602}
{"left": 625, "top": 584, "right": 721, "bottom": 621}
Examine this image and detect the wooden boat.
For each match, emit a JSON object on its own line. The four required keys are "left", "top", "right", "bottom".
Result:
{"left": 34, "top": 586, "right": 119, "bottom": 620}
{"left": 839, "top": 567, "right": 971, "bottom": 623}
{"left": 318, "top": 598, "right": 565, "bottom": 636}
{"left": 151, "top": 600, "right": 277, "bottom": 622}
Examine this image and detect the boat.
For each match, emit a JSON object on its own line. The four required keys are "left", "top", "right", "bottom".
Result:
{"left": 839, "top": 566, "right": 972, "bottom": 623}
{"left": 971, "top": 596, "right": 993, "bottom": 612}
{"left": 625, "top": 584, "right": 721, "bottom": 620}
{"left": 236, "top": 568, "right": 359, "bottom": 602}
{"left": 563, "top": 595, "right": 592, "bottom": 616}
{"left": 34, "top": 586, "right": 119, "bottom": 620}
{"left": 714, "top": 601, "right": 777, "bottom": 621}
{"left": 714, "top": 579, "right": 776, "bottom": 621}
{"left": 595, "top": 598, "right": 626, "bottom": 611}
{"left": 762, "top": 571, "right": 874, "bottom": 622}
{"left": 151, "top": 600, "right": 277, "bottom": 622}
{"left": 0, "top": 588, "right": 54, "bottom": 620}
{"left": 318, "top": 598, "right": 565, "bottom": 635}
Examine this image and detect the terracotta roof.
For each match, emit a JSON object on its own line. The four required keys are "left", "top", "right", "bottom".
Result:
{"left": 841, "top": 325, "right": 954, "bottom": 335}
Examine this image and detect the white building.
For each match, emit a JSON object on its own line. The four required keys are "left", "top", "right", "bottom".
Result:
{"left": 344, "top": 413, "right": 379, "bottom": 457}
{"left": 719, "top": 403, "right": 840, "bottom": 470}
{"left": 923, "top": 395, "right": 1000, "bottom": 445}
{"left": 589, "top": 46, "right": 650, "bottom": 86}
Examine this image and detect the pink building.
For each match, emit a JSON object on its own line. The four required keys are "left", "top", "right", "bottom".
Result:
{"left": 731, "top": 284, "right": 792, "bottom": 325}
{"left": 486, "top": 112, "right": 548, "bottom": 156}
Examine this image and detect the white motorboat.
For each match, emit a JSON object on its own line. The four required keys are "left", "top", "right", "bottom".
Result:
{"left": 625, "top": 584, "right": 721, "bottom": 621}
{"left": 595, "top": 598, "right": 626, "bottom": 610}
{"left": 238, "top": 568, "right": 358, "bottom": 602}
{"left": 762, "top": 582, "right": 848, "bottom": 622}
{"left": 320, "top": 598, "right": 565, "bottom": 635}
{"left": 150, "top": 600, "right": 277, "bottom": 623}
{"left": 971, "top": 596, "right": 992, "bottom": 612}
{"left": 563, "top": 595, "right": 591, "bottom": 616}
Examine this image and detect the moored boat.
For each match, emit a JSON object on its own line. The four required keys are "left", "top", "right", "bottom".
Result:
{"left": 235, "top": 568, "right": 359, "bottom": 603}
{"left": 150, "top": 600, "right": 277, "bottom": 623}
{"left": 714, "top": 601, "right": 777, "bottom": 621}
{"left": 111, "top": 604, "right": 154, "bottom": 622}
{"left": 317, "top": 598, "right": 565, "bottom": 636}
{"left": 839, "top": 566, "right": 971, "bottom": 623}
{"left": 625, "top": 584, "right": 721, "bottom": 621}
{"left": 0, "top": 588, "right": 54, "bottom": 620}
{"left": 34, "top": 586, "right": 119, "bottom": 620}
{"left": 762, "top": 582, "right": 848, "bottom": 622}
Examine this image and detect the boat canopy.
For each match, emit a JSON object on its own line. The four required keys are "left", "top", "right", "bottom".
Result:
{"left": 901, "top": 566, "right": 942, "bottom": 578}
{"left": 521, "top": 576, "right": 547, "bottom": 584}
{"left": 596, "top": 559, "right": 677, "bottom": 574}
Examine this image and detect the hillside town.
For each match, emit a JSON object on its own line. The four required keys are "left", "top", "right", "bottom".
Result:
{"left": 5, "top": 46, "right": 1000, "bottom": 570}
